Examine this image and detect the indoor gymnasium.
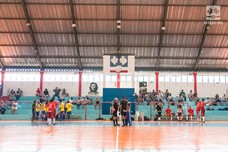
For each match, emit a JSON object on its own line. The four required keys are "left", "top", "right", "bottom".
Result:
{"left": 0, "top": 0, "right": 228, "bottom": 151}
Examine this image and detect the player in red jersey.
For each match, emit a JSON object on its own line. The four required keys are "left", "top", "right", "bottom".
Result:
{"left": 46, "top": 99, "right": 58, "bottom": 126}
{"left": 186, "top": 106, "right": 194, "bottom": 121}
{"left": 196, "top": 100, "right": 201, "bottom": 122}
{"left": 201, "top": 99, "right": 205, "bottom": 123}
{"left": 165, "top": 106, "right": 173, "bottom": 120}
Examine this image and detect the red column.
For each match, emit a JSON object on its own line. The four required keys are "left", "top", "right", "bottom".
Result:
{"left": 78, "top": 71, "right": 82, "bottom": 96}
{"left": 40, "top": 70, "right": 44, "bottom": 93}
{"left": 193, "top": 71, "right": 197, "bottom": 94}
{"left": 1, "top": 70, "right": 5, "bottom": 96}
{"left": 155, "top": 71, "right": 159, "bottom": 93}
{"left": 117, "top": 73, "right": 120, "bottom": 88}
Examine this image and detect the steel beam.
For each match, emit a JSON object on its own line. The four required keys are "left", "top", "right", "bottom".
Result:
{"left": 116, "top": 0, "right": 121, "bottom": 53}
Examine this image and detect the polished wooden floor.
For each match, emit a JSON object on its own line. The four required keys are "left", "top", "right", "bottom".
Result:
{"left": 0, "top": 121, "right": 228, "bottom": 152}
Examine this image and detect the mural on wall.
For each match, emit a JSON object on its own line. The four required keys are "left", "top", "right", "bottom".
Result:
{"left": 88, "top": 82, "right": 99, "bottom": 96}
{"left": 139, "top": 82, "right": 147, "bottom": 95}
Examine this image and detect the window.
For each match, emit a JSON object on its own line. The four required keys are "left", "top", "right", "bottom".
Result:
{"left": 202, "top": 76, "right": 208, "bottom": 83}
{"left": 150, "top": 76, "right": 154, "bottom": 82}
{"left": 106, "top": 75, "right": 111, "bottom": 82}
{"left": 188, "top": 76, "right": 193, "bottom": 83}
{"left": 138, "top": 76, "right": 143, "bottom": 82}
{"left": 220, "top": 76, "right": 225, "bottom": 83}
{"left": 159, "top": 76, "right": 165, "bottom": 82}
{"left": 165, "top": 76, "right": 170, "bottom": 82}
{"left": 94, "top": 75, "right": 100, "bottom": 82}
{"left": 127, "top": 75, "right": 132, "bottom": 82}
{"left": 214, "top": 76, "right": 220, "bottom": 83}
{"left": 111, "top": 75, "right": 116, "bottom": 82}
{"left": 170, "top": 76, "right": 176, "bottom": 82}
{"left": 82, "top": 74, "right": 88, "bottom": 82}
{"left": 176, "top": 76, "right": 182, "bottom": 82}
{"left": 208, "top": 76, "right": 214, "bottom": 83}
{"left": 88, "top": 74, "right": 94, "bottom": 82}
{"left": 144, "top": 76, "right": 149, "bottom": 82}
{"left": 182, "top": 76, "right": 187, "bottom": 82}
{"left": 121, "top": 75, "right": 126, "bottom": 82}
{"left": 197, "top": 76, "right": 203, "bottom": 83}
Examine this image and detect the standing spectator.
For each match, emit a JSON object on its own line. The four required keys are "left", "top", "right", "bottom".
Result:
{"left": 61, "top": 88, "right": 67, "bottom": 101}
{"left": 43, "top": 88, "right": 49, "bottom": 100}
{"left": 164, "top": 89, "right": 169, "bottom": 101}
{"left": 180, "top": 89, "right": 186, "bottom": 101}
{"left": 15, "top": 88, "right": 23, "bottom": 100}
{"left": 168, "top": 93, "right": 175, "bottom": 106}
{"left": 59, "top": 99, "right": 65, "bottom": 122}
{"left": 31, "top": 100, "right": 36, "bottom": 123}
{"left": 112, "top": 98, "right": 120, "bottom": 126}
{"left": 10, "top": 100, "right": 18, "bottom": 114}
{"left": 8, "top": 92, "right": 15, "bottom": 101}
{"left": 94, "top": 97, "right": 100, "bottom": 110}
{"left": 120, "top": 97, "right": 128, "bottom": 126}
{"left": 188, "top": 90, "right": 194, "bottom": 102}
{"left": 53, "top": 87, "right": 61, "bottom": 100}
{"left": 155, "top": 102, "right": 163, "bottom": 121}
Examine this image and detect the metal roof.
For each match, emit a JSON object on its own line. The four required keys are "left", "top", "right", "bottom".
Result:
{"left": 0, "top": 0, "right": 228, "bottom": 71}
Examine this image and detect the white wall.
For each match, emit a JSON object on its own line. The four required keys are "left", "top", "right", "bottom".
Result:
{"left": 3, "top": 72, "right": 40, "bottom": 96}
{"left": 2, "top": 71, "right": 228, "bottom": 98}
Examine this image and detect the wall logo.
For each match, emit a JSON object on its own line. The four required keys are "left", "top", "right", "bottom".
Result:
{"left": 110, "top": 55, "right": 128, "bottom": 67}
{"left": 205, "top": 5, "right": 222, "bottom": 24}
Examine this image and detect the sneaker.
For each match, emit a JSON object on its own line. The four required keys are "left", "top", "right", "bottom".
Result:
{"left": 116, "top": 124, "right": 120, "bottom": 126}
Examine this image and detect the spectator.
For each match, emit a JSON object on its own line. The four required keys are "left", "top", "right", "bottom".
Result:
{"left": 69, "top": 97, "right": 74, "bottom": 104}
{"left": 164, "top": 89, "right": 169, "bottom": 101}
{"left": 180, "top": 89, "right": 186, "bottom": 101}
{"left": 53, "top": 87, "right": 61, "bottom": 99}
{"left": 168, "top": 93, "right": 175, "bottom": 106}
{"left": 165, "top": 106, "right": 173, "bottom": 120}
{"left": 61, "top": 88, "right": 67, "bottom": 100}
{"left": 11, "top": 100, "right": 18, "bottom": 114}
{"left": 188, "top": 90, "right": 194, "bottom": 102}
{"left": 222, "top": 94, "right": 227, "bottom": 102}
{"left": 155, "top": 102, "right": 163, "bottom": 121}
{"left": 76, "top": 97, "right": 81, "bottom": 109}
{"left": 0, "top": 100, "right": 6, "bottom": 114}
{"left": 186, "top": 106, "right": 194, "bottom": 121}
{"left": 36, "top": 88, "right": 42, "bottom": 98}
{"left": 15, "top": 88, "right": 23, "bottom": 100}
{"left": 178, "top": 94, "right": 184, "bottom": 103}
{"left": 215, "top": 94, "right": 221, "bottom": 102}
{"left": 31, "top": 100, "right": 36, "bottom": 123}
{"left": 94, "top": 97, "right": 100, "bottom": 110}
{"left": 8, "top": 92, "right": 15, "bottom": 101}
{"left": 43, "top": 88, "right": 49, "bottom": 100}
{"left": 177, "top": 104, "right": 183, "bottom": 121}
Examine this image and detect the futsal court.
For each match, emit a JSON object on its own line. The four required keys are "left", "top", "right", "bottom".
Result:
{"left": 0, "top": 121, "right": 228, "bottom": 152}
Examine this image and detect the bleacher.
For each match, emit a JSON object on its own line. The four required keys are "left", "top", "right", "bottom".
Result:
{"left": 1, "top": 96, "right": 228, "bottom": 121}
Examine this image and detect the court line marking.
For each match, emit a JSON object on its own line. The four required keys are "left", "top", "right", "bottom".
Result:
{"left": 115, "top": 126, "right": 119, "bottom": 152}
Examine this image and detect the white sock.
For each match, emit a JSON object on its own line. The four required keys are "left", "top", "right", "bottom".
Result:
{"left": 48, "top": 118, "right": 51, "bottom": 125}
{"left": 186, "top": 116, "right": 188, "bottom": 121}
{"left": 53, "top": 118, "right": 55, "bottom": 124}
{"left": 202, "top": 117, "right": 205, "bottom": 122}
{"left": 190, "top": 116, "right": 192, "bottom": 121}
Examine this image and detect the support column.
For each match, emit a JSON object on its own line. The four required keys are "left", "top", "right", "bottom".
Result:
{"left": 117, "top": 73, "right": 120, "bottom": 88}
{"left": 193, "top": 71, "right": 197, "bottom": 93}
{"left": 155, "top": 71, "right": 159, "bottom": 93}
{"left": 78, "top": 71, "right": 82, "bottom": 96}
{"left": 1, "top": 70, "right": 5, "bottom": 96}
{"left": 40, "top": 70, "right": 44, "bottom": 93}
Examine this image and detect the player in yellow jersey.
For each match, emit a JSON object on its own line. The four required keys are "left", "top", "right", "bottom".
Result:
{"left": 35, "top": 100, "right": 41, "bottom": 123}
{"left": 41, "top": 100, "right": 47, "bottom": 122}
{"left": 59, "top": 100, "right": 65, "bottom": 122}
{"left": 65, "top": 101, "right": 73, "bottom": 121}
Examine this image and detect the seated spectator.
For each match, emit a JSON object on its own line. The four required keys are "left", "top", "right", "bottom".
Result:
{"left": 11, "top": 100, "right": 18, "bottom": 114}
{"left": 53, "top": 87, "right": 61, "bottom": 99}
{"left": 178, "top": 94, "right": 184, "bottom": 103}
{"left": 186, "top": 106, "right": 194, "bottom": 121}
{"left": 177, "top": 105, "right": 183, "bottom": 121}
{"left": 165, "top": 106, "right": 173, "bottom": 120}
{"left": 0, "top": 100, "right": 6, "bottom": 114}
{"left": 61, "top": 88, "right": 67, "bottom": 100}
{"left": 94, "top": 97, "right": 100, "bottom": 110}
{"left": 43, "top": 88, "right": 49, "bottom": 100}
{"left": 69, "top": 97, "right": 74, "bottom": 104}
{"left": 15, "top": 88, "right": 23, "bottom": 100}
{"left": 76, "top": 97, "right": 81, "bottom": 109}
{"left": 36, "top": 88, "right": 42, "bottom": 98}
{"left": 205, "top": 97, "right": 214, "bottom": 110}
{"left": 85, "top": 95, "right": 92, "bottom": 105}
{"left": 168, "top": 93, "right": 175, "bottom": 106}
{"left": 8, "top": 92, "right": 15, "bottom": 101}
{"left": 10, "top": 89, "right": 15, "bottom": 94}
{"left": 215, "top": 94, "right": 221, "bottom": 102}
{"left": 188, "top": 90, "right": 194, "bottom": 102}
{"left": 222, "top": 94, "right": 227, "bottom": 102}
{"left": 180, "top": 89, "right": 186, "bottom": 101}
{"left": 193, "top": 92, "right": 198, "bottom": 102}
